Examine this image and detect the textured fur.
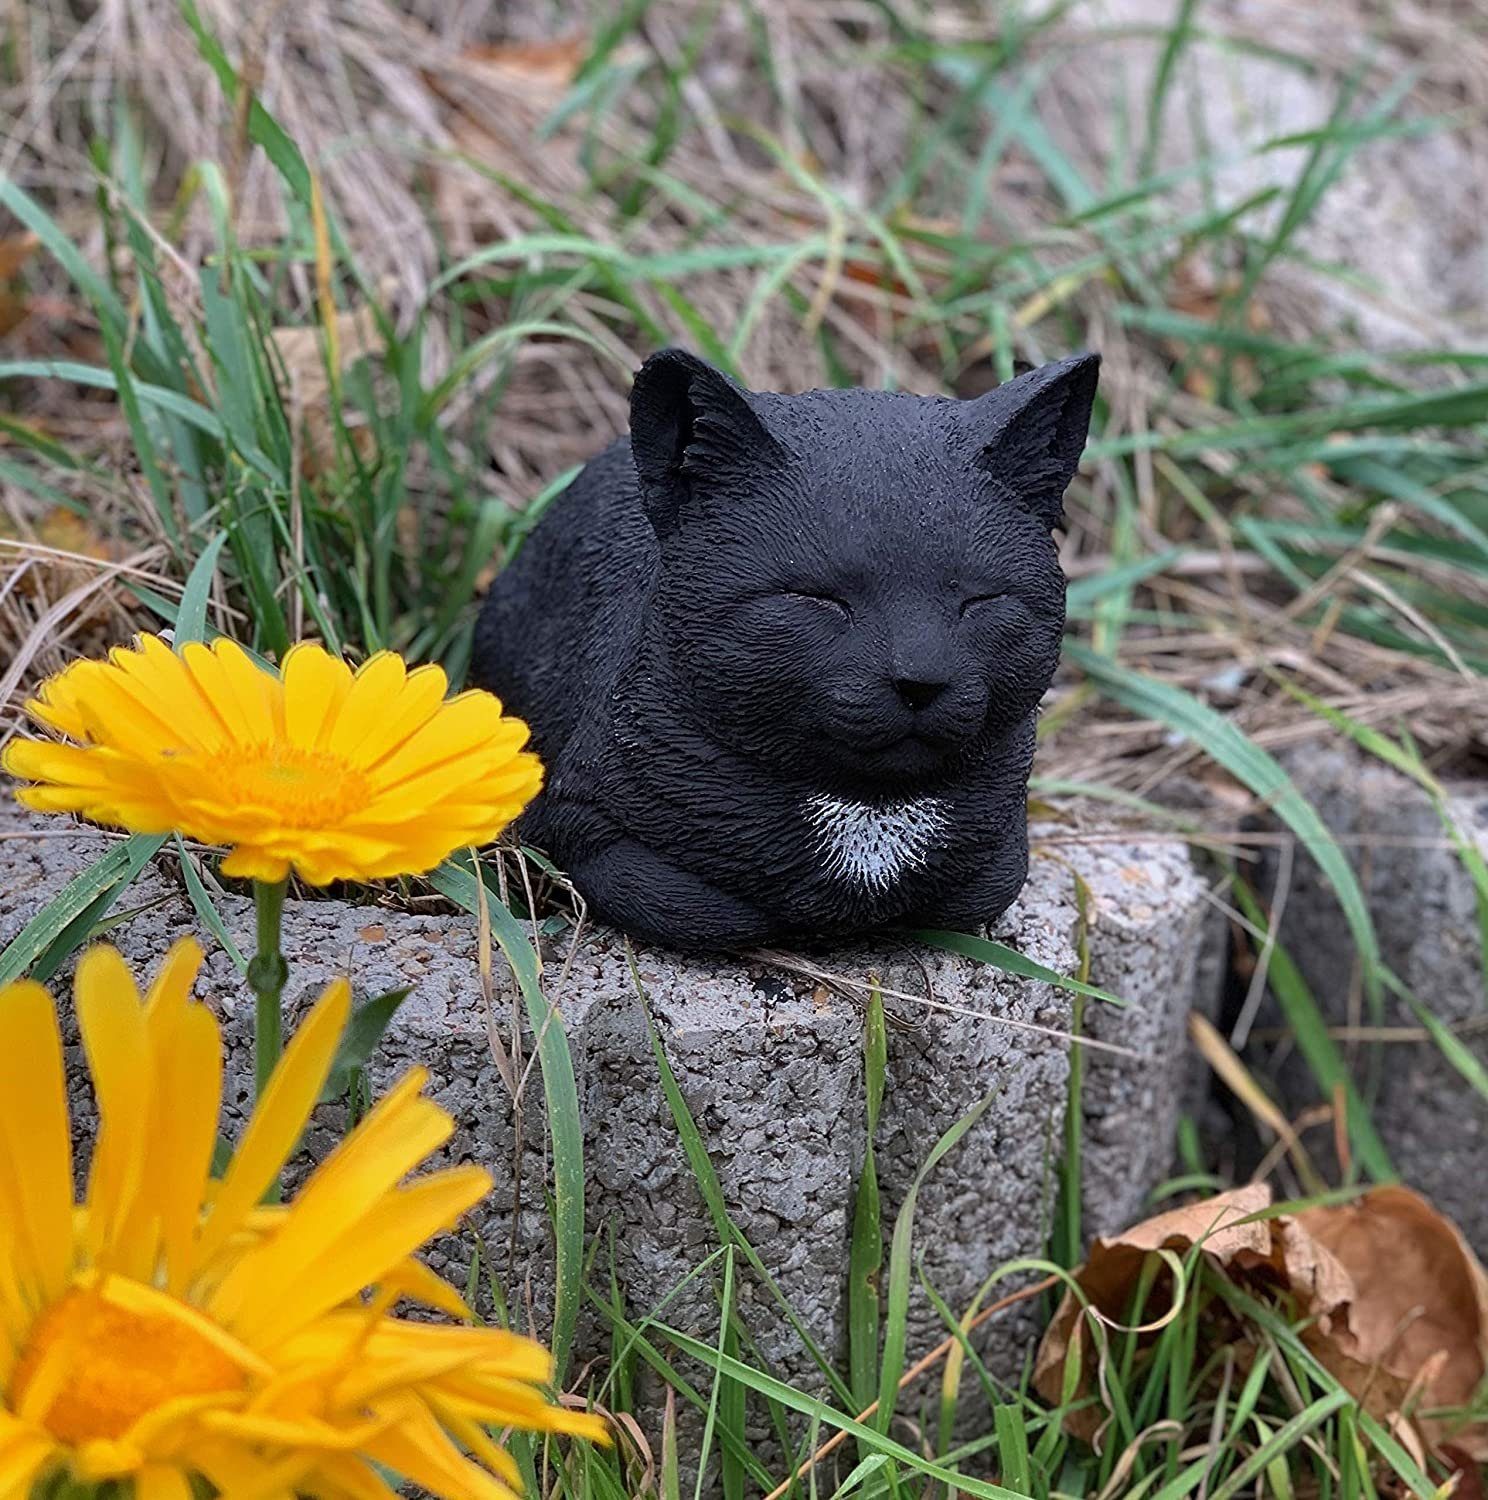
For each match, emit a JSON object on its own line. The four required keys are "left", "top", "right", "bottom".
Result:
{"left": 473, "top": 348, "right": 1100, "bottom": 950}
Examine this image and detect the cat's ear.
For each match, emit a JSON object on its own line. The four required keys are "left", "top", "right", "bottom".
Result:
{"left": 630, "top": 348, "right": 783, "bottom": 533}
{"left": 961, "top": 352, "right": 1100, "bottom": 529}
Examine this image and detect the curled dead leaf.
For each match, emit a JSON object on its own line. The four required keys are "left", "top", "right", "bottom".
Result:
{"left": 1033, "top": 1184, "right": 1278, "bottom": 1440}
{"left": 0, "top": 505, "right": 119, "bottom": 565}
{"left": 1035, "top": 1183, "right": 1488, "bottom": 1464}
{"left": 1299, "top": 1186, "right": 1488, "bottom": 1461}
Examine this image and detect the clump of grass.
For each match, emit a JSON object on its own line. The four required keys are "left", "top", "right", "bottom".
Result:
{"left": 547, "top": 1005, "right": 1454, "bottom": 1500}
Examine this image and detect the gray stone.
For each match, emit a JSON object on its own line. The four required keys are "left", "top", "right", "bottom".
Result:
{"left": 0, "top": 802, "right": 1216, "bottom": 1447}
{"left": 1256, "top": 746, "right": 1488, "bottom": 1249}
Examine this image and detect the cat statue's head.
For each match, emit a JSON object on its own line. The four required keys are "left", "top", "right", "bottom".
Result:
{"left": 630, "top": 349, "right": 1099, "bottom": 794}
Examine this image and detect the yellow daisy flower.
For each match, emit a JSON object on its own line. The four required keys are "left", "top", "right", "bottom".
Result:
{"left": 0, "top": 939, "right": 605, "bottom": 1499}
{"left": 1, "top": 635, "right": 543, "bottom": 885}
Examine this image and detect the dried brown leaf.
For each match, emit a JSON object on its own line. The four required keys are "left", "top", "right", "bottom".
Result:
{"left": 0, "top": 506, "right": 124, "bottom": 629}
{"left": 1035, "top": 1183, "right": 1488, "bottom": 1463}
{"left": 1300, "top": 1186, "right": 1488, "bottom": 1459}
{"left": 0, "top": 506, "right": 118, "bottom": 564}
{"left": 0, "top": 232, "right": 39, "bottom": 281}
{"left": 460, "top": 35, "right": 587, "bottom": 92}
{"left": 1034, "top": 1184, "right": 1276, "bottom": 1436}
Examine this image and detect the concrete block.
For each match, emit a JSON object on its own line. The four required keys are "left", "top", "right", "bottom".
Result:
{"left": 0, "top": 801, "right": 1216, "bottom": 1433}
{"left": 1258, "top": 746, "right": 1488, "bottom": 1250}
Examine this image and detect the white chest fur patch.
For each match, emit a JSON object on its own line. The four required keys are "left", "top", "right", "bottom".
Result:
{"left": 806, "top": 794, "right": 949, "bottom": 893}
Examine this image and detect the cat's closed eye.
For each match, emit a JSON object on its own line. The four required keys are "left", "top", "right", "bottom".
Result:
{"left": 959, "top": 591, "right": 1007, "bottom": 618}
{"left": 785, "top": 590, "right": 853, "bottom": 622}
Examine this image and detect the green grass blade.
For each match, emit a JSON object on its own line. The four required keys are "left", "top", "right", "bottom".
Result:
{"left": 848, "top": 989, "right": 886, "bottom": 1419}
{"left": 660, "top": 1324, "right": 1030, "bottom": 1500}
{"left": 429, "top": 853, "right": 584, "bottom": 1385}
{"left": 694, "top": 1247, "right": 736, "bottom": 1500}
{"left": 913, "top": 928, "right": 1128, "bottom": 1007}
{"left": 174, "top": 836, "right": 248, "bottom": 975}
{"left": 321, "top": 986, "right": 416, "bottom": 1102}
{"left": 1209, "top": 1390, "right": 1352, "bottom": 1500}
{"left": 1051, "top": 873, "right": 1093, "bottom": 1268}
{"left": 638, "top": 961, "right": 857, "bottom": 1410}
{"left": 0, "top": 178, "right": 127, "bottom": 338}
{"left": 1230, "top": 880, "right": 1393, "bottom": 1181}
{"left": 875, "top": 1089, "right": 997, "bottom": 1433}
{"left": 1067, "top": 643, "right": 1382, "bottom": 1008}
{"left": 1, "top": 834, "right": 168, "bottom": 986}
{"left": 0, "top": 360, "right": 280, "bottom": 479}
{"left": 180, "top": 0, "right": 321, "bottom": 210}
{"left": 1272, "top": 677, "right": 1488, "bottom": 992}
{"left": 1381, "top": 968, "right": 1488, "bottom": 1105}
{"left": 175, "top": 531, "right": 229, "bottom": 645}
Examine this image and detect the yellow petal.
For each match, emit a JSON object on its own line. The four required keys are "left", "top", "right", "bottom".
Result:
{"left": 187, "top": 1442, "right": 313, "bottom": 1500}
{"left": 428, "top": 1403, "right": 525, "bottom": 1488}
{"left": 24, "top": 658, "right": 97, "bottom": 740}
{"left": 76, "top": 947, "right": 153, "bottom": 1271}
{"left": 99, "top": 1274, "right": 272, "bottom": 1378}
{"left": 4, "top": 741, "right": 179, "bottom": 832}
{"left": 54, "top": 651, "right": 200, "bottom": 758}
{"left": 352, "top": 664, "right": 450, "bottom": 771}
{"left": 329, "top": 1330, "right": 549, "bottom": 1410}
{"left": 0, "top": 980, "right": 74, "bottom": 1304}
{"left": 0, "top": 1429, "right": 58, "bottom": 1498}
{"left": 143, "top": 938, "right": 204, "bottom": 1035}
{"left": 219, "top": 845, "right": 293, "bottom": 883}
{"left": 179, "top": 640, "right": 276, "bottom": 744}
{"left": 378, "top": 1256, "right": 475, "bottom": 1321}
{"left": 324, "top": 654, "right": 408, "bottom": 765}
{"left": 155, "top": 1004, "right": 225, "bottom": 1295}
{"left": 195, "top": 979, "right": 351, "bottom": 1273}
{"left": 11, "top": 633, "right": 545, "bottom": 885}
{"left": 365, "top": 1395, "right": 518, "bottom": 1500}
{"left": 200, "top": 1409, "right": 385, "bottom": 1453}
{"left": 439, "top": 1384, "right": 610, "bottom": 1444}
{"left": 114, "top": 634, "right": 230, "bottom": 751}
{"left": 238, "top": 1167, "right": 491, "bottom": 1350}
{"left": 72, "top": 1436, "right": 147, "bottom": 1482}
{"left": 136, "top": 1465, "right": 195, "bottom": 1500}
{"left": 211, "top": 1070, "right": 450, "bottom": 1330}
{"left": 369, "top": 694, "right": 516, "bottom": 791}
{"left": 305, "top": 1454, "right": 404, "bottom": 1500}
{"left": 282, "top": 642, "right": 354, "bottom": 750}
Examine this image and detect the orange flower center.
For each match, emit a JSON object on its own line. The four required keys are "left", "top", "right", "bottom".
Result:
{"left": 195, "top": 744, "right": 372, "bottom": 828}
{"left": 9, "top": 1287, "right": 246, "bottom": 1442}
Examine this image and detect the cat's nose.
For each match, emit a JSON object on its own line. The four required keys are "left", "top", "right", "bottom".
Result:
{"left": 894, "top": 677, "right": 948, "bottom": 711}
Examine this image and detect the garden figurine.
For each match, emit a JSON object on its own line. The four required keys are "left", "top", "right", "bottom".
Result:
{"left": 475, "top": 348, "right": 1099, "bottom": 949}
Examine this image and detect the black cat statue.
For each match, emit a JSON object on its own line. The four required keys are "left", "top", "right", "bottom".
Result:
{"left": 474, "top": 348, "right": 1099, "bottom": 950}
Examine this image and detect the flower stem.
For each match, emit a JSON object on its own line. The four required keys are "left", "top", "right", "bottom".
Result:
{"left": 247, "top": 877, "right": 290, "bottom": 1101}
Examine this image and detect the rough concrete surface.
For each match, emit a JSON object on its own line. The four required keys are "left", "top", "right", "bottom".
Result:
{"left": 1259, "top": 746, "right": 1488, "bottom": 1252}
{"left": 0, "top": 800, "right": 1218, "bottom": 1455}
